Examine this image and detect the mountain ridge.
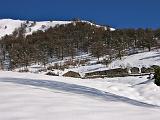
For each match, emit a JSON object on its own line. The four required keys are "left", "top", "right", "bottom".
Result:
{"left": 0, "top": 19, "right": 115, "bottom": 38}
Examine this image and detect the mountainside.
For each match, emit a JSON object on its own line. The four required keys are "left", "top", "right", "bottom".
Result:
{"left": 0, "top": 19, "right": 160, "bottom": 120}
{"left": 0, "top": 19, "right": 115, "bottom": 38}
{"left": 25, "top": 49, "right": 159, "bottom": 77}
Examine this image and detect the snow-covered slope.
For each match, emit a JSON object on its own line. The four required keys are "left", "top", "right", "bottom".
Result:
{"left": 0, "top": 19, "right": 23, "bottom": 38}
{"left": 0, "top": 19, "right": 71, "bottom": 38}
{"left": 0, "top": 71, "right": 160, "bottom": 120}
{"left": 0, "top": 19, "right": 115, "bottom": 38}
{"left": 50, "top": 49, "right": 160, "bottom": 76}
{"left": 21, "top": 49, "right": 160, "bottom": 77}
{"left": 108, "top": 49, "right": 160, "bottom": 69}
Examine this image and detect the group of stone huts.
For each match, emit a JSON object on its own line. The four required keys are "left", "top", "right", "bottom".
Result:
{"left": 61, "top": 65, "right": 159, "bottom": 78}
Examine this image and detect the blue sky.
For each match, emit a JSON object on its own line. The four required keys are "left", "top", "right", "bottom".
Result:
{"left": 0, "top": 0, "right": 160, "bottom": 28}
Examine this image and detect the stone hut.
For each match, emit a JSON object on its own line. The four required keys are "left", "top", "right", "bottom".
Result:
{"left": 63, "top": 71, "right": 81, "bottom": 78}
{"left": 130, "top": 67, "right": 140, "bottom": 74}
{"left": 85, "top": 68, "right": 129, "bottom": 78}
{"left": 46, "top": 72, "right": 59, "bottom": 76}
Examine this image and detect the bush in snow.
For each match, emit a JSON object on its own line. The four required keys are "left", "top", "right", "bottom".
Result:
{"left": 151, "top": 65, "right": 160, "bottom": 70}
{"left": 141, "top": 67, "right": 154, "bottom": 73}
{"left": 154, "top": 67, "right": 160, "bottom": 86}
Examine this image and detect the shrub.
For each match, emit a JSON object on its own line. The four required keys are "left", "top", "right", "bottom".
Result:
{"left": 151, "top": 65, "right": 160, "bottom": 70}
{"left": 141, "top": 67, "right": 154, "bottom": 73}
{"left": 154, "top": 67, "right": 160, "bottom": 86}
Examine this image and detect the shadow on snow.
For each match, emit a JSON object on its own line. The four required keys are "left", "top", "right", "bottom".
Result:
{"left": 0, "top": 77, "right": 158, "bottom": 108}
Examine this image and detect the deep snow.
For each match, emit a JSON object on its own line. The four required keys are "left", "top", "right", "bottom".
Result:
{"left": 0, "top": 72, "right": 160, "bottom": 120}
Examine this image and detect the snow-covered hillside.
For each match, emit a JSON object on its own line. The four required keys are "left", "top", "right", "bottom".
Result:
{"left": 108, "top": 49, "right": 160, "bottom": 69}
{"left": 1, "top": 50, "right": 160, "bottom": 120}
{"left": 0, "top": 19, "right": 115, "bottom": 38}
{"left": 0, "top": 18, "right": 160, "bottom": 120}
{"left": 51, "top": 49, "right": 160, "bottom": 76}
{"left": 0, "top": 19, "right": 71, "bottom": 38}
{"left": 0, "top": 71, "right": 160, "bottom": 120}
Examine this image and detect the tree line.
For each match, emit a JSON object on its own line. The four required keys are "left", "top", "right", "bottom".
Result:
{"left": 0, "top": 20, "right": 160, "bottom": 70}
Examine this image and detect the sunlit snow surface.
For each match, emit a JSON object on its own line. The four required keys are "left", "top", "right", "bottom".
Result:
{"left": 0, "top": 72, "right": 160, "bottom": 120}
{"left": 0, "top": 19, "right": 71, "bottom": 38}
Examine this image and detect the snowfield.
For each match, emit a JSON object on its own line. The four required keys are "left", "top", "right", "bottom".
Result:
{"left": 0, "top": 19, "right": 71, "bottom": 38}
{"left": 0, "top": 71, "right": 160, "bottom": 120}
